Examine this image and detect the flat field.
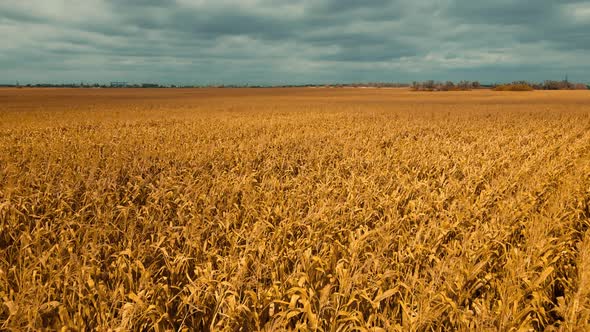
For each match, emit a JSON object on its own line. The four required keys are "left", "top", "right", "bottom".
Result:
{"left": 1, "top": 88, "right": 590, "bottom": 330}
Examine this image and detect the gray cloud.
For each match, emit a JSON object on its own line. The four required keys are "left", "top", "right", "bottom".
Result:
{"left": 0, "top": 0, "right": 588, "bottom": 85}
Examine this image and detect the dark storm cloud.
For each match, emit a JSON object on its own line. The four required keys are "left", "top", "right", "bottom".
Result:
{"left": 0, "top": 8, "right": 49, "bottom": 24}
{"left": 445, "top": 0, "right": 555, "bottom": 25}
{"left": 314, "top": 0, "right": 393, "bottom": 13}
{"left": 445, "top": 1, "right": 590, "bottom": 49}
{"left": 0, "top": 0, "right": 588, "bottom": 84}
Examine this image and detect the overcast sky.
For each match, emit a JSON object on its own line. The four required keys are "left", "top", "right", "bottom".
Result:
{"left": 1, "top": 0, "right": 589, "bottom": 85}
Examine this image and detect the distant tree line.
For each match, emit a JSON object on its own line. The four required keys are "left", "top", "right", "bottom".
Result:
{"left": 493, "top": 83, "right": 534, "bottom": 91}
{"left": 2, "top": 80, "right": 588, "bottom": 90}
{"left": 411, "top": 80, "right": 589, "bottom": 91}
{"left": 1, "top": 82, "right": 411, "bottom": 89}
{"left": 503, "top": 80, "right": 588, "bottom": 90}
{"left": 324, "top": 82, "right": 410, "bottom": 88}
{"left": 214, "top": 83, "right": 411, "bottom": 88}
{"left": 411, "top": 81, "right": 481, "bottom": 91}
{"left": 1, "top": 83, "right": 171, "bottom": 88}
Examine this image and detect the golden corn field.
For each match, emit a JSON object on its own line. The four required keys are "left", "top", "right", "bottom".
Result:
{"left": 2, "top": 88, "right": 590, "bottom": 331}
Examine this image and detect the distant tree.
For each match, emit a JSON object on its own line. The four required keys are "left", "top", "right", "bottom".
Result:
{"left": 457, "top": 81, "right": 471, "bottom": 90}
{"left": 424, "top": 80, "right": 435, "bottom": 90}
{"left": 543, "top": 80, "right": 570, "bottom": 90}
{"left": 442, "top": 81, "right": 455, "bottom": 91}
{"left": 494, "top": 83, "right": 534, "bottom": 91}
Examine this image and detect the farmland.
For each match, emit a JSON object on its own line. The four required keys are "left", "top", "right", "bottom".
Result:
{"left": 1, "top": 88, "right": 590, "bottom": 330}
